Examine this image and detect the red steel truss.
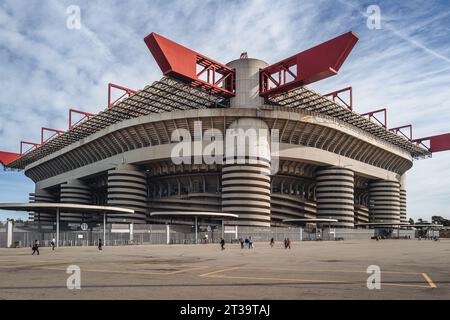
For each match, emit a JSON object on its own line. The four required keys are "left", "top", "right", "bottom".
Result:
{"left": 324, "top": 86, "right": 353, "bottom": 111}
{"left": 361, "top": 108, "right": 387, "bottom": 128}
{"left": 108, "top": 83, "right": 137, "bottom": 108}
{"left": 20, "top": 141, "right": 40, "bottom": 155}
{"left": 413, "top": 133, "right": 450, "bottom": 153}
{"left": 69, "top": 108, "right": 94, "bottom": 129}
{"left": 390, "top": 124, "right": 412, "bottom": 141}
{"left": 41, "top": 127, "right": 64, "bottom": 145}
{"left": 145, "top": 32, "right": 235, "bottom": 97}
{"left": 260, "top": 32, "right": 358, "bottom": 96}
{"left": 0, "top": 151, "right": 20, "bottom": 166}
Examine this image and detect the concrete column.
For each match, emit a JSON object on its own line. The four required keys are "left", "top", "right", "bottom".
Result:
{"left": 56, "top": 208, "right": 59, "bottom": 247}
{"left": 226, "top": 58, "right": 268, "bottom": 109}
{"left": 400, "top": 174, "right": 407, "bottom": 223}
{"left": 316, "top": 166, "right": 355, "bottom": 228}
{"left": 107, "top": 164, "right": 147, "bottom": 224}
{"left": 29, "top": 188, "right": 56, "bottom": 224}
{"left": 222, "top": 118, "right": 272, "bottom": 227}
{"left": 166, "top": 224, "right": 170, "bottom": 244}
{"left": 60, "top": 179, "right": 92, "bottom": 223}
{"left": 6, "top": 220, "right": 13, "bottom": 248}
{"left": 369, "top": 180, "right": 401, "bottom": 224}
{"left": 129, "top": 223, "right": 134, "bottom": 242}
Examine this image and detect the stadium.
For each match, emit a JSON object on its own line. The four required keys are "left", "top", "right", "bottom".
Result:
{"left": 1, "top": 31, "right": 449, "bottom": 239}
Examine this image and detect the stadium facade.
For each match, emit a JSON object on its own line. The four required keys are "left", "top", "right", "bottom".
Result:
{"left": 1, "top": 31, "right": 450, "bottom": 231}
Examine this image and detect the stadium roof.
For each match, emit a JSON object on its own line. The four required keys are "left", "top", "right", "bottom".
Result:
{"left": 5, "top": 77, "right": 430, "bottom": 170}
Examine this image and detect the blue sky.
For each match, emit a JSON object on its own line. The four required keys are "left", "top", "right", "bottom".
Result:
{"left": 1, "top": 0, "right": 449, "bottom": 222}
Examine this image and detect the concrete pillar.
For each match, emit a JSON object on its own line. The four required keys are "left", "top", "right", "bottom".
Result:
{"left": 316, "top": 166, "right": 355, "bottom": 228}
{"left": 107, "top": 164, "right": 147, "bottom": 224}
{"left": 6, "top": 220, "right": 13, "bottom": 248}
{"left": 222, "top": 118, "right": 272, "bottom": 227}
{"left": 129, "top": 223, "right": 134, "bottom": 242}
{"left": 226, "top": 58, "right": 268, "bottom": 109}
{"left": 400, "top": 174, "right": 407, "bottom": 223}
{"left": 166, "top": 224, "right": 170, "bottom": 244}
{"left": 60, "top": 179, "right": 92, "bottom": 223}
{"left": 29, "top": 188, "right": 56, "bottom": 224}
{"left": 369, "top": 180, "right": 401, "bottom": 224}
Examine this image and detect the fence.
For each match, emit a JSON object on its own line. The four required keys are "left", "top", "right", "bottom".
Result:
{"left": 2, "top": 224, "right": 422, "bottom": 248}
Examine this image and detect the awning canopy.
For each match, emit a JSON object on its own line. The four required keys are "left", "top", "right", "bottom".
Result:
{"left": 355, "top": 222, "right": 411, "bottom": 227}
{"left": 150, "top": 211, "right": 238, "bottom": 219}
{"left": 283, "top": 218, "right": 338, "bottom": 223}
{"left": 0, "top": 203, "right": 135, "bottom": 214}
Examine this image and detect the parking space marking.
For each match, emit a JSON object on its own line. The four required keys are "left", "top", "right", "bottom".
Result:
{"left": 39, "top": 265, "right": 208, "bottom": 276}
{"left": 199, "top": 267, "right": 241, "bottom": 277}
{"left": 206, "top": 274, "right": 345, "bottom": 283}
{"left": 198, "top": 266, "right": 435, "bottom": 288}
{"left": 422, "top": 273, "right": 437, "bottom": 288}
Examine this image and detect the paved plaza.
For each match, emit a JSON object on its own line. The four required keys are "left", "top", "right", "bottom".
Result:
{"left": 0, "top": 239, "right": 449, "bottom": 299}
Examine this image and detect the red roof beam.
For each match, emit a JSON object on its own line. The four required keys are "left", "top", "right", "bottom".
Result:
{"left": 390, "top": 124, "right": 412, "bottom": 141}
{"left": 0, "top": 151, "right": 20, "bottom": 166}
{"left": 41, "top": 127, "right": 64, "bottom": 145}
{"left": 144, "top": 32, "right": 235, "bottom": 97}
{"left": 360, "top": 108, "right": 387, "bottom": 128}
{"left": 108, "top": 83, "right": 137, "bottom": 108}
{"left": 413, "top": 133, "right": 450, "bottom": 153}
{"left": 260, "top": 31, "right": 358, "bottom": 96}
{"left": 324, "top": 86, "right": 353, "bottom": 111}
{"left": 69, "top": 108, "right": 94, "bottom": 129}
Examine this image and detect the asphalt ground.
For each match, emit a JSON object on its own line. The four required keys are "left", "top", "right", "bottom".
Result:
{"left": 0, "top": 239, "right": 449, "bottom": 299}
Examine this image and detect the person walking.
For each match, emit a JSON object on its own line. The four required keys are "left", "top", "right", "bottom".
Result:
{"left": 287, "top": 238, "right": 291, "bottom": 249}
{"left": 51, "top": 238, "right": 56, "bottom": 250}
{"left": 244, "top": 237, "right": 249, "bottom": 248}
{"left": 248, "top": 236, "right": 253, "bottom": 249}
{"left": 98, "top": 238, "right": 103, "bottom": 251}
{"left": 270, "top": 237, "right": 275, "bottom": 248}
{"left": 239, "top": 238, "right": 244, "bottom": 249}
{"left": 31, "top": 240, "right": 40, "bottom": 255}
{"left": 220, "top": 238, "right": 225, "bottom": 250}
{"left": 284, "top": 238, "right": 288, "bottom": 249}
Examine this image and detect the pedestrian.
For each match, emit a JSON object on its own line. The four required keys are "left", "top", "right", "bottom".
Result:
{"left": 270, "top": 237, "right": 274, "bottom": 248}
{"left": 248, "top": 236, "right": 253, "bottom": 249}
{"left": 51, "top": 238, "right": 56, "bottom": 250}
{"left": 244, "top": 237, "right": 249, "bottom": 248}
{"left": 287, "top": 238, "right": 291, "bottom": 249}
{"left": 239, "top": 237, "right": 244, "bottom": 249}
{"left": 31, "top": 239, "right": 40, "bottom": 255}
{"left": 220, "top": 238, "right": 225, "bottom": 250}
{"left": 284, "top": 238, "right": 287, "bottom": 249}
{"left": 98, "top": 238, "right": 103, "bottom": 251}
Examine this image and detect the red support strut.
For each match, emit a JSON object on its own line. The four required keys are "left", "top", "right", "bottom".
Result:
{"left": 390, "top": 124, "right": 413, "bottom": 141}
{"left": 108, "top": 83, "right": 137, "bottom": 108}
{"left": 324, "top": 86, "right": 353, "bottom": 111}
{"left": 361, "top": 108, "right": 387, "bottom": 128}
{"left": 20, "top": 141, "right": 40, "bottom": 155}
{"left": 69, "top": 108, "right": 94, "bottom": 129}
{"left": 41, "top": 127, "right": 64, "bottom": 145}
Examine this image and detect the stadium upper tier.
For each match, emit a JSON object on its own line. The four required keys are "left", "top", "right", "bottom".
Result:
{"left": 6, "top": 76, "right": 429, "bottom": 171}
